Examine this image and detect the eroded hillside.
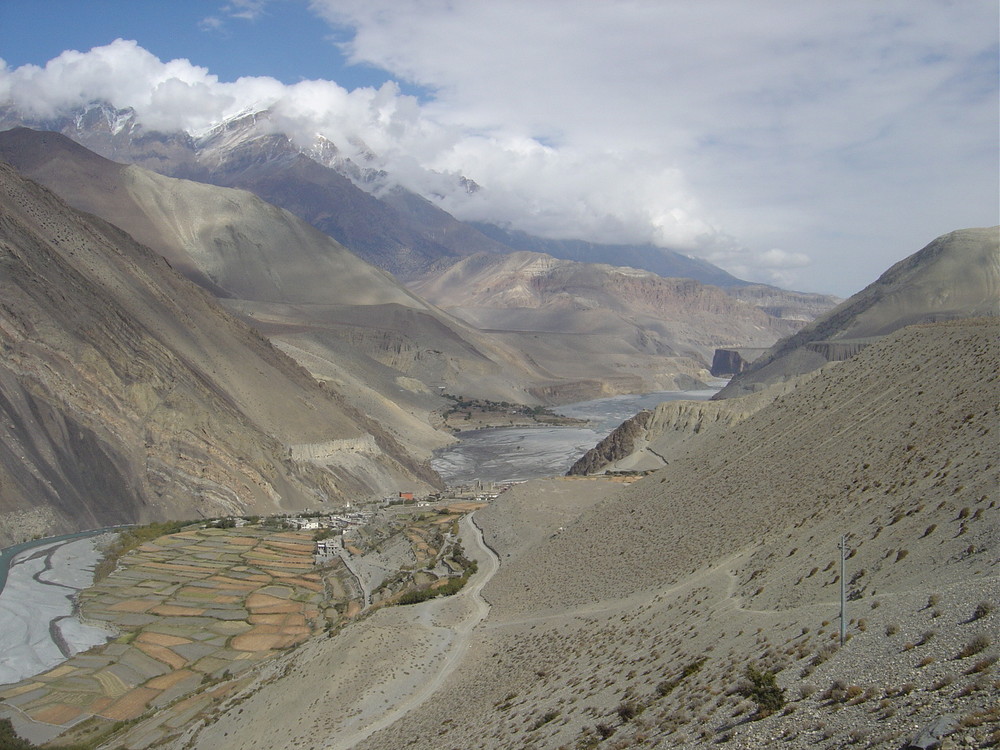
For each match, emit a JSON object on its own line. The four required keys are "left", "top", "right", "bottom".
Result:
{"left": 407, "top": 250, "right": 819, "bottom": 368}
{"left": 0, "top": 161, "right": 437, "bottom": 544}
{"left": 0, "top": 128, "right": 711, "bottom": 417}
{"left": 717, "top": 227, "right": 999, "bottom": 397}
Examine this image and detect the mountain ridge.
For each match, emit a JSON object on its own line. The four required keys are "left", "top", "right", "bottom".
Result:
{"left": 407, "top": 249, "right": 815, "bottom": 367}
{"left": 1, "top": 102, "right": 827, "bottom": 298}
{"left": 715, "top": 226, "right": 999, "bottom": 397}
{"left": 0, "top": 128, "right": 825, "bottom": 406}
{"left": 0, "top": 159, "right": 439, "bottom": 545}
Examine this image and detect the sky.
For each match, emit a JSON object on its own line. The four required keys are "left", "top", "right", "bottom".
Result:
{"left": 0, "top": 0, "right": 997, "bottom": 297}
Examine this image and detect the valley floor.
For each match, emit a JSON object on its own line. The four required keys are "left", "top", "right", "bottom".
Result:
{"left": 148, "top": 475, "right": 997, "bottom": 750}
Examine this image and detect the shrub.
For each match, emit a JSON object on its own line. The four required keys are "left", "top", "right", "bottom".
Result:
{"left": 972, "top": 601, "right": 993, "bottom": 621}
{"left": 0, "top": 719, "right": 34, "bottom": 750}
{"left": 826, "top": 679, "right": 848, "bottom": 702}
{"left": 740, "top": 665, "right": 786, "bottom": 717}
{"left": 532, "top": 711, "right": 559, "bottom": 729}
{"left": 957, "top": 634, "right": 992, "bottom": 659}
{"left": 849, "top": 728, "right": 869, "bottom": 744}
{"left": 616, "top": 701, "right": 640, "bottom": 722}
{"left": 655, "top": 658, "right": 705, "bottom": 698}
{"left": 93, "top": 520, "right": 189, "bottom": 580}
{"left": 932, "top": 674, "right": 955, "bottom": 690}
{"left": 965, "top": 655, "right": 997, "bottom": 675}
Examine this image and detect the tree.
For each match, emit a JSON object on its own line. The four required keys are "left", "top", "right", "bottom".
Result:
{"left": 740, "top": 664, "right": 786, "bottom": 717}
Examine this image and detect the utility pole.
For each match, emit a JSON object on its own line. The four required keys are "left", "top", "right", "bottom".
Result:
{"left": 839, "top": 534, "right": 848, "bottom": 646}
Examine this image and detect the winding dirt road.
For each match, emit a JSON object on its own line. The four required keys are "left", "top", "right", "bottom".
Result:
{"left": 328, "top": 511, "right": 500, "bottom": 749}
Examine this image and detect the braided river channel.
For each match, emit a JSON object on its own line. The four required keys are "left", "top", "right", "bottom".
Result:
{"left": 431, "top": 386, "right": 720, "bottom": 486}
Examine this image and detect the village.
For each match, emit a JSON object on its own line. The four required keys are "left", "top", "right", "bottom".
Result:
{"left": 0, "top": 479, "right": 518, "bottom": 748}
{"left": 207, "top": 481, "right": 513, "bottom": 563}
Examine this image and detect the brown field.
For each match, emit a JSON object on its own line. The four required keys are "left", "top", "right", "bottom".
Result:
{"left": 135, "top": 643, "right": 189, "bottom": 670}
{"left": 146, "top": 669, "right": 198, "bottom": 691}
{"left": 136, "top": 632, "right": 191, "bottom": 647}
{"left": 28, "top": 703, "right": 84, "bottom": 725}
{"left": 101, "top": 687, "right": 162, "bottom": 721}
{"left": 0, "top": 525, "right": 357, "bottom": 745}
{"left": 149, "top": 604, "right": 206, "bottom": 617}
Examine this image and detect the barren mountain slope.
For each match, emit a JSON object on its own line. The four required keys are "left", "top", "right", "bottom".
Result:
{"left": 156, "top": 319, "right": 998, "bottom": 750}
{"left": 0, "top": 129, "right": 725, "bottom": 403}
{"left": 489, "top": 318, "right": 998, "bottom": 615}
{"left": 360, "top": 319, "right": 998, "bottom": 750}
{"left": 0, "top": 105, "right": 514, "bottom": 279}
{"left": 408, "top": 250, "right": 820, "bottom": 368}
{"left": 0, "top": 161, "right": 438, "bottom": 544}
{"left": 199, "top": 137, "right": 513, "bottom": 279}
{"left": 1, "top": 104, "right": 751, "bottom": 288}
{"left": 0, "top": 129, "right": 585, "bottom": 412}
{"left": 717, "top": 227, "right": 999, "bottom": 397}
{"left": 0, "top": 127, "right": 427, "bottom": 307}
{"left": 567, "top": 379, "right": 807, "bottom": 475}
{"left": 468, "top": 221, "right": 748, "bottom": 286}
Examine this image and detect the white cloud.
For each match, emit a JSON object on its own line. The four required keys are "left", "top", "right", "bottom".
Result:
{"left": 757, "top": 249, "right": 811, "bottom": 270}
{"left": 309, "top": 0, "right": 999, "bottom": 294}
{"left": 198, "top": 16, "right": 225, "bottom": 32}
{"left": 223, "top": 1, "right": 270, "bottom": 21}
{"left": 0, "top": 1, "right": 996, "bottom": 296}
{"left": 201, "top": 0, "right": 273, "bottom": 31}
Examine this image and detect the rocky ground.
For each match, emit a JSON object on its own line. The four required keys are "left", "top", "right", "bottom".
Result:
{"left": 134, "top": 319, "right": 997, "bottom": 750}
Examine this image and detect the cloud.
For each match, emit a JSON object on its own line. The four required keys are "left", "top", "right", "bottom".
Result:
{"left": 757, "top": 249, "right": 811, "bottom": 270}
{"left": 223, "top": 1, "right": 271, "bottom": 21}
{"left": 0, "top": 40, "right": 247, "bottom": 132}
{"left": 201, "top": 0, "right": 273, "bottom": 31}
{"left": 0, "top": 1, "right": 996, "bottom": 295}
{"left": 309, "top": 0, "right": 999, "bottom": 294}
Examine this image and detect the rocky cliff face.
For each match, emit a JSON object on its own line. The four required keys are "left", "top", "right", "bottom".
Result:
{"left": 567, "top": 385, "right": 790, "bottom": 475}
{"left": 710, "top": 347, "right": 768, "bottom": 376}
{"left": 565, "top": 410, "right": 655, "bottom": 475}
{"left": 724, "top": 283, "right": 841, "bottom": 321}
{"left": 0, "top": 161, "right": 438, "bottom": 545}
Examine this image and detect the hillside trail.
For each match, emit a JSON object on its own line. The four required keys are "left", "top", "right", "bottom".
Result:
{"left": 329, "top": 512, "right": 499, "bottom": 750}
{"left": 486, "top": 547, "right": 841, "bottom": 631}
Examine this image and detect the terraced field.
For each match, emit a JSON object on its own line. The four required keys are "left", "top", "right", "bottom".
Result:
{"left": 0, "top": 527, "right": 354, "bottom": 747}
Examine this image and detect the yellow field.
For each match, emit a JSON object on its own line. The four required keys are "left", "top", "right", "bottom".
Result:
{"left": 0, "top": 525, "right": 356, "bottom": 745}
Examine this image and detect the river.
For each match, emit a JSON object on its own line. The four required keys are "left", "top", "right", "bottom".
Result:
{"left": 431, "top": 387, "right": 720, "bottom": 485}
{"left": 0, "top": 530, "right": 119, "bottom": 684}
